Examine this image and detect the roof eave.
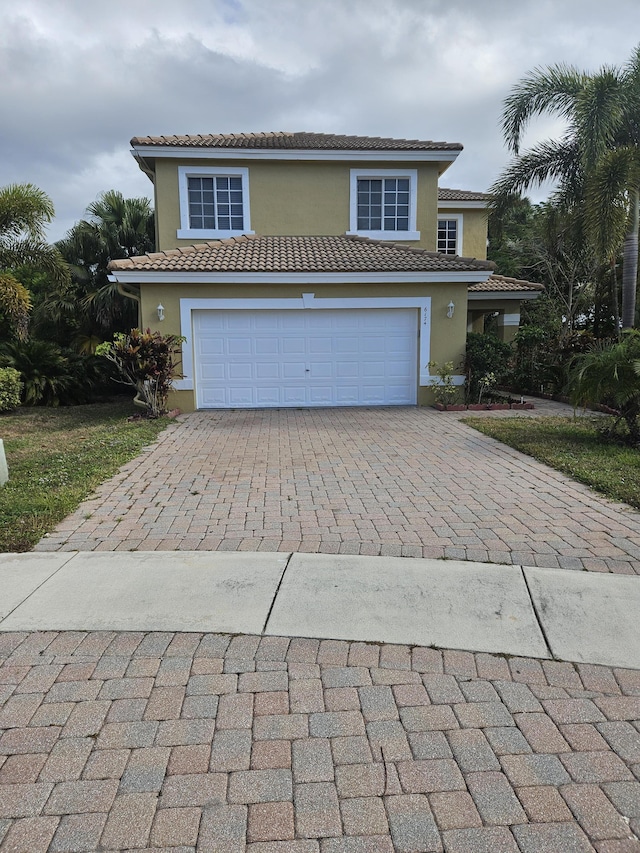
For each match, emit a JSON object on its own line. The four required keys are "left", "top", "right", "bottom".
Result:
{"left": 130, "top": 144, "right": 461, "bottom": 167}
{"left": 109, "top": 270, "right": 493, "bottom": 285}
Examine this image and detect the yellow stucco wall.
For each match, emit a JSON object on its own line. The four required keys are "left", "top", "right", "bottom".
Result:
{"left": 138, "top": 280, "right": 468, "bottom": 411}
{"left": 153, "top": 158, "right": 441, "bottom": 252}
{"left": 437, "top": 206, "right": 488, "bottom": 260}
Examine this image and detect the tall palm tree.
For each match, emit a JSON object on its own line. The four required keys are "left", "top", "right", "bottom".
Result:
{"left": 490, "top": 46, "right": 640, "bottom": 328}
{"left": 0, "top": 183, "right": 69, "bottom": 339}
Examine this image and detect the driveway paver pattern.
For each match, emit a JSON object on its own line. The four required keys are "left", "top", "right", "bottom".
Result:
{"left": 0, "top": 630, "right": 639, "bottom": 852}
{"left": 36, "top": 406, "right": 640, "bottom": 573}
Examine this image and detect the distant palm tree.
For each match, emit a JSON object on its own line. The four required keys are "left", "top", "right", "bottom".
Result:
{"left": 491, "top": 46, "right": 640, "bottom": 328}
{"left": 0, "top": 183, "right": 69, "bottom": 339}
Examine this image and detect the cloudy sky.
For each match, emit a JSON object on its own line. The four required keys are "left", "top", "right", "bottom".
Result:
{"left": 1, "top": 0, "right": 639, "bottom": 242}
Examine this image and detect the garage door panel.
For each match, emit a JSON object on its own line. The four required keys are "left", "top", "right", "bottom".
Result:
{"left": 283, "top": 362, "right": 306, "bottom": 379}
{"left": 199, "top": 339, "right": 224, "bottom": 355}
{"left": 310, "top": 362, "right": 332, "bottom": 378}
{"left": 228, "top": 363, "right": 253, "bottom": 380}
{"left": 228, "top": 338, "right": 252, "bottom": 355}
{"left": 200, "top": 388, "right": 228, "bottom": 407}
{"left": 362, "top": 361, "right": 386, "bottom": 378}
{"left": 361, "top": 336, "right": 387, "bottom": 353}
{"left": 194, "top": 308, "right": 417, "bottom": 408}
{"left": 337, "top": 386, "right": 359, "bottom": 403}
{"left": 256, "top": 363, "right": 280, "bottom": 380}
{"left": 388, "top": 360, "right": 414, "bottom": 377}
{"left": 256, "top": 387, "right": 280, "bottom": 405}
{"left": 201, "top": 363, "right": 225, "bottom": 380}
{"left": 282, "top": 338, "right": 306, "bottom": 355}
{"left": 283, "top": 387, "right": 307, "bottom": 404}
{"left": 229, "top": 387, "right": 254, "bottom": 406}
{"left": 255, "top": 338, "right": 280, "bottom": 355}
{"left": 336, "top": 362, "right": 358, "bottom": 378}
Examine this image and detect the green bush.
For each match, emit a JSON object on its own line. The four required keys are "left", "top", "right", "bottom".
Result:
{"left": 464, "top": 333, "right": 512, "bottom": 402}
{"left": 0, "top": 367, "right": 22, "bottom": 412}
{"left": 0, "top": 340, "right": 104, "bottom": 406}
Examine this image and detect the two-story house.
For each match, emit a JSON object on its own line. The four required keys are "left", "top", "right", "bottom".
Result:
{"left": 108, "top": 132, "right": 541, "bottom": 411}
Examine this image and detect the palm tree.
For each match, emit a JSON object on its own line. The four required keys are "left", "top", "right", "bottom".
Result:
{"left": 0, "top": 183, "right": 69, "bottom": 339}
{"left": 53, "top": 191, "right": 155, "bottom": 346}
{"left": 490, "top": 46, "right": 640, "bottom": 328}
{"left": 570, "top": 331, "right": 640, "bottom": 443}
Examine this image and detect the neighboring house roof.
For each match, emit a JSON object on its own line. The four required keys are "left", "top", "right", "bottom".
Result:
{"left": 130, "top": 131, "right": 463, "bottom": 152}
{"left": 108, "top": 235, "right": 494, "bottom": 275}
{"left": 470, "top": 274, "right": 544, "bottom": 293}
{"left": 438, "top": 188, "right": 490, "bottom": 201}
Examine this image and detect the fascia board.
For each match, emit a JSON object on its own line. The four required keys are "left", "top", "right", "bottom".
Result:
{"left": 108, "top": 270, "right": 492, "bottom": 285}
{"left": 130, "top": 146, "right": 460, "bottom": 163}
{"left": 468, "top": 290, "right": 542, "bottom": 301}
{"left": 437, "top": 200, "right": 487, "bottom": 209}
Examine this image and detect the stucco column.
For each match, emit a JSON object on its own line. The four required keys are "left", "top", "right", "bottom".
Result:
{"left": 495, "top": 310, "right": 520, "bottom": 343}
{"left": 467, "top": 310, "right": 486, "bottom": 334}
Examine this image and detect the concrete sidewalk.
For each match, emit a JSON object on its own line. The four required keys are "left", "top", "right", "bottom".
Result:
{"left": 2, "top": 551, "right": 639, "bottom": 670}
{"left": 2, "top": 552, "right": 640, "bottom": 852}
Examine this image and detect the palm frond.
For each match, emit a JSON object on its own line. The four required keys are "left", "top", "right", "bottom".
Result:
{"left": 0, "top": 239, "right": 70, "bottom": 287}
{"left": 576, "top": 69, "right": 626, "bottom": 166}
{"left": 501, "top": 64, "right": 587, "bottom": 153}
{"left": 584, "top": 146, "right": 636, "bottom": 259}
{"left": 489, "top": 137, "right": 580, "bottom": 216}
{"left": 0, "top": 183, "right": 55, "bottom": 241}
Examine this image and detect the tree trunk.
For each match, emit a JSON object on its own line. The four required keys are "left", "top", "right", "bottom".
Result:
{"left": 611, "top": 258, "right": 621, "bottom": 339}
{"left": 621, "top": 187, "right": 639, "bottom": 328}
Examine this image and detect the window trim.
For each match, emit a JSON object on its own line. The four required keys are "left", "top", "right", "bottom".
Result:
{"left": 177, "top": 166, "right": 254, "bottom": 240}
{"left": 437, "top": 214, "right": 463, "bottom": 255}
{"left": 347, "top": 168, "right": 419, "bottom": 240}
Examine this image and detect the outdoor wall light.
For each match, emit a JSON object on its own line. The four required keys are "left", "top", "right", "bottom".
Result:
{"left": 157, "top": 304, "right": 165, "bottom": 321}
{"left": 447, "top": 301, "right": 455, "bottom": 319}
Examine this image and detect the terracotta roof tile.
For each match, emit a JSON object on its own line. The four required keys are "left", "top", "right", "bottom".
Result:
{"left": 108, "top": 235, "right": 493, "bottom": 275}
{"left": 470, "top": 274, "right": 545, "bottom": 293}
{"left": 438, "top": 188, "right": 490, "bottom": 201}
{"left": 130, "top": 131, "right": 462, "bottom": 152}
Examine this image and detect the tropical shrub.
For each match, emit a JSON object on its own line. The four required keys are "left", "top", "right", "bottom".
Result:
{"left": 0, "top": 340, "right": 103, "bottom": 406}
{"left": 569, "top": 331, "right": 640, "bottom": 443}
{"left": 464, "top": 333, "right": 512, "bottom": 402}
{"left": 97, "top": 328, "right": 185, "bottom": 417}
{"left": 0, "top": 367, "right": 21, "bottom": 412}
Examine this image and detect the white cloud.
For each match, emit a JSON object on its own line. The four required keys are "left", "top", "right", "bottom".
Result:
{"left": 1, "top": 0, "right": 639, "bottom": 240}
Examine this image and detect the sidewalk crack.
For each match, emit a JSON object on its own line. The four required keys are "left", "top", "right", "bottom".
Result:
{"left": 262, "top": 552, "right": 293, "bottom": 634}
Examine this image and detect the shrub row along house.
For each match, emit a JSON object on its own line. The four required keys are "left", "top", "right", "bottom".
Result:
{"left": 108, "top": 132, "right": 542, "bottom": 411}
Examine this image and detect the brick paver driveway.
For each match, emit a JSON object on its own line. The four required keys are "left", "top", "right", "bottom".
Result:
{"left": 1, "top": 630, "right": 640, "bottom": 852}
{"left": 38, "top": 406, "right": 640, "bottom": 574}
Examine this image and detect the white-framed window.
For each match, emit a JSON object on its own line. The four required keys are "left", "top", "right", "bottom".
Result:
{"left": 177, "top": 166, "right": 253, "bottom": 240}
{"left": 348, "top": 169, "right": 419, "bottom": 240}
{"left": 437, "top": 215, "right": 463, "bottom": 255}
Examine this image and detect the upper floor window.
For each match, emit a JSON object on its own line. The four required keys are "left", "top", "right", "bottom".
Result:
{"left": 348, "top": 169, "right": 419, "bottom": 241}
{"left": 437, "top": 216, "right": 462, "bottom": 255}
{"left": 177, "top": 166, "right": 253, "bottom": 240}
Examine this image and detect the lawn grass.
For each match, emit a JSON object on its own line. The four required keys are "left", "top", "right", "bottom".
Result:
{"left": 464, "top": 414, "right": 640, "bottom": 509}
{"left": 0, "top": 401, "right": 171, "bottom": 552}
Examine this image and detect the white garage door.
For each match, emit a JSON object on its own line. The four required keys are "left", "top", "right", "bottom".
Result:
{"left": 193, "top": 308, "right": 418, "bottom": 408}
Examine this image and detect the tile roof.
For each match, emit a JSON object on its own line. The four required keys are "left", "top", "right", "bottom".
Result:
{"left": 108, "top": 235, "right": 494, "bottom": 274}
{"left": 470, "top": 274, "right": 545, "bottom": 293}
{"left": 130, "top": 131, "right": 462, "bottom": 152}
{"left": 438, "top": 188, "right": 490, "bottom": 201}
